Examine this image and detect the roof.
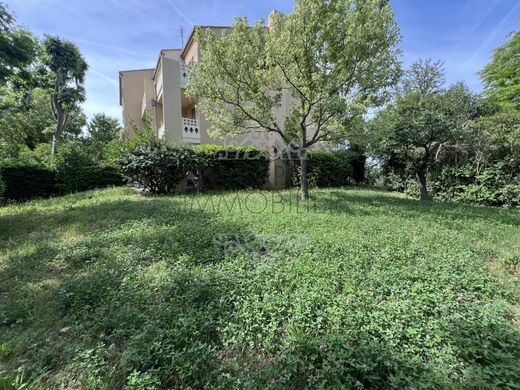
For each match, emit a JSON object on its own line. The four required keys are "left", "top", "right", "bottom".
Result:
{"left": 119, "top": 68, "right": 155, "bottom": 75}
{"left": 151, "top": 49, "right": 183, "bottom": 80}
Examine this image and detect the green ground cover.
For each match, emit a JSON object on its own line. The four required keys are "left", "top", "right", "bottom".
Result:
{"left": 0, "top": 187, "right": 518, "bottom": 389}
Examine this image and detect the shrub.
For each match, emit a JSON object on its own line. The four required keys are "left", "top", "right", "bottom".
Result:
{"left": 0, "top": 163, "right": 56, "bottom": 202}
{"left": 431, "top": 163, "right": 519, "bottom": 207}
{"left": 56, "top": 166, "right": 125, "bottom": 193}
{"left": 118, "top": 141, "right": 197, "bottom": 194}
{"left": 54, "top": 141, "right": 95, "bottom": 172}
{"left": 291, "top": 151, "right": 352, "bottom": 188}
{"left": 194, "top": 145, "right": 269, "bottom": 190}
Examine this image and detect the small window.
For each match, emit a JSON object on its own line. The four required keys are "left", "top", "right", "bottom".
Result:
{"left": 191, "top": 107, "right": 196, "bottom": 119}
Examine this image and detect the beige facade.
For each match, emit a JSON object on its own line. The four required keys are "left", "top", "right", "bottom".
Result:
{"left": 119, "top": 12, "right": 290, "bottom": 187}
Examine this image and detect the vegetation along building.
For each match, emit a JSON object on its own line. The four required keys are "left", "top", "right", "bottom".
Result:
{"left": 118, "top": 11, "right": 290, "bottom": 188}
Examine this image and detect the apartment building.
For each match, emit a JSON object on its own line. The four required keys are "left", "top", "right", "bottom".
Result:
{"left": 118, "top": 11, "right": 289, "bottom": 187}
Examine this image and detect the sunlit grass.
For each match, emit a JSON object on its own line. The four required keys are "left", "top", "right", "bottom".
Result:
{"left": 0, "top": 187, "right": 519, "bottom": 389}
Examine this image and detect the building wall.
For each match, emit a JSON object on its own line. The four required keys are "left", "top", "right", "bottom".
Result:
{"left": 119, "top": 69, "right": 154, "bottom": 137}
{"left": 161, "top": 57, "right": 183, "bottom": 143}
{"left": 120, "top": 19, "right": 292, "bottom": 188}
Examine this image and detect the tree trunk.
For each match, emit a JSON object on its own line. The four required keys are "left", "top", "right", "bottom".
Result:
{"left": 299, "top": 149, "right": 309, "bottom": 200}
{"left": 51, "top": 110, "right": 66, "bottom": 156}
{"left": 416, "top": 169, "right": 428, "bottom": 200}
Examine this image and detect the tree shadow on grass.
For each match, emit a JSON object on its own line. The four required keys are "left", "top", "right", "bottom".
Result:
{"left": 1, "top": 189, "right": 520, "bottom": 388}
{"left": 0, "top": 193, "right": 254, "bottom": 387}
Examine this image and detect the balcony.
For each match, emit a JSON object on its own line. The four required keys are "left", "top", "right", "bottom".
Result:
{"left": 182, "top": 118, "right": 200, "bottom": 143}
{"left": 180, "top": 63, "right": 187, "bottom": 88}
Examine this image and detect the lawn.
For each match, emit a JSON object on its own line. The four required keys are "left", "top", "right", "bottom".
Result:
{"left": 0, "top": 187, "right": 519, "bottom": 389}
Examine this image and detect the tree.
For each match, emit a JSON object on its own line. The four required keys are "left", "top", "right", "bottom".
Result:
{"left": 0, "top": 86, "right": 86, "bottom": 159}
{"left": 87, "top": 113, "right": 120, "bottom": 144}
{"left": 370, "top": 61, "right": 472, "bottom": 200}
{"left": 0, "top": 3, "right": 37, "bottom": 86}
{"left": 187, "top": 0, "right": 401, "bottom": 199}
{"left": 86, "top": 113, "right": 120, "bottom": 163}
{"left": 481, "top": 30, "right": 519, "bottom": 110}
{"left": 39, "top": 36, "right": 88, "bottom": 156}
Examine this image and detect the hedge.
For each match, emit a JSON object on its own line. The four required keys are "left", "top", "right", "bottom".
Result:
{"left": 194, "top": 145, "right": 269, "bottom": 190}
{"left": 291, "top": 150, "right": 353, "bottom": 188}
{"left": 0, "top": 166, "right": 57, "bottom": 202}
{"left": 0, "top": 164, "right": 124, "bottom": 203}
{"left": 0, "top": 170, "right": 5, "bottom": 202}
{"left": 56, "top": 166, "right": 125, "bottom": 193}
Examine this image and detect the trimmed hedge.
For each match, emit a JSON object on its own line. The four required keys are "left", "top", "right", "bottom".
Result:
{"left": 194, "top": 145, "right": 269, "bottom": 190}
{"left": 0, "top": 164, "right": 124, "bottom": 203}
{"left": 56, "top": 166, "right": 125, "bottom": 193}
{"left": 291, "top": 151, "right": 353, "bottom": 188}
{"left": 0, "top": 166, "right": 57, "bottom": 202}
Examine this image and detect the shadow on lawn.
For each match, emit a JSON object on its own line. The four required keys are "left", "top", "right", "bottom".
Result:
{"left": 1, "top": 190, "right": 520, "bottom": 388}
{"left": 0, "top": 194, "right": 254, "bottom": 387}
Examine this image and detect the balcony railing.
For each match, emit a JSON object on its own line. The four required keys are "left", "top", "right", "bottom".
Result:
{"left": 180, "top": 63, "right": 187, "bottom": 88}
{"left": 182, "top": 117, "right": 200, "bottom": 142}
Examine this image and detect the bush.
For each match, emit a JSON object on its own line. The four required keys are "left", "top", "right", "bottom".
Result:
{"left": 194, "top": 145, "right": 269, "bottom": 190}
{"left": 431, "top": 163, "right": 519, "bottom": 207}
{"left": 291, "top": 151, "right": 352, "bottom": 188}
{"left": 118, "top": 141, "right": 197, "bottom": 194}
{"left": 0, "top": 164, "right": 56, "bottom": 202}
{"left": 55, "top": 141, "right": 95, "bottom": 172}
{"left": 56, "top": 166, "right": 125, "bottom": 193}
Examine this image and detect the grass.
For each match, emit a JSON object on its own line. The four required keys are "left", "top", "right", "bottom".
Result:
{"left": 0, "top": 186, "right": 519, "bottom": 389}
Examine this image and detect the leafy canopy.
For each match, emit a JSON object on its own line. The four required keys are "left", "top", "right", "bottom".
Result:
{"left": 481, "top": 30, "right": 519, "bottom": 110}
{"left": 0, "top": 2, "right": 37, "bottom": 85}
{"left": 187, "top": 0, "right": 401, "bottom": 149}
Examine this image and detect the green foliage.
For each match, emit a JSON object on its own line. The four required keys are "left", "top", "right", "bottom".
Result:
{"left": 39, "top": 35, "right": 88, "bottom": 155}
{"left": 0, "top": 2, "right": 37, "bottom": 85}
{"left": 0, "top": 164, "right": 56, "bottom": 201}
{"left": 194, "top": 144, "right": 269, "bottom": 190}
{"left": 481, "top": 30, "right": 520, "bottom": 109}
{"left": 56, "top": 166, "right": 124, "bottom": 194}
{"left": 0, "top": 187, "right": 519, "bottom": 388}
{"left": 187, "top": 0, "right": 401, "bottom": 198}
{"left": 118, "top": 140, "right": 197, "bottom": 194}
{"left": 54, "top": 140, "right": 95, "bottom": 171}
{"left": 85, "top": 113, "right": 121, "bottom": 164}
{"left": 16, "top": 142, "right": 53, "bottom": 168}
{"left": 0, "top": 168, "right": 4, "bottom": 202}
{"left": 0, "top": 87, "right": 87, "bottom": 161}
{"left": 432, "top": 163, "right": 520, "bottom": 207}
{"left": 370, "top": 60, "right": 474, "bottom": 199}
{"left": 291, "top": 151, "right": 352, "bottom": 188}
{"left": 345, "top": 145, "right": 367, "bottom": 185}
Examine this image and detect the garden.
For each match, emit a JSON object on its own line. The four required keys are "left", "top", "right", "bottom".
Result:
{"left": 1, "top": 0, "right": 519, "bottom": 388}
{"left": 0, "top": 186, "right": 519, "bottom": 388}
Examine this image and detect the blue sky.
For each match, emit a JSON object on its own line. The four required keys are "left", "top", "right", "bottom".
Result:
{"left": 7, "top": 0, "right": 520, "bottom": 123}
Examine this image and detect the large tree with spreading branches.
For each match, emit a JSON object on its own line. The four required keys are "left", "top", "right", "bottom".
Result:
{"left": 187, "top": 0, "right": 401, "bottom": 199}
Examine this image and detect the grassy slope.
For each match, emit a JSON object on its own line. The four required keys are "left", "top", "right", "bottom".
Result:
{"left": 0, "top": 187, "right": 519, "bottom": 389}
